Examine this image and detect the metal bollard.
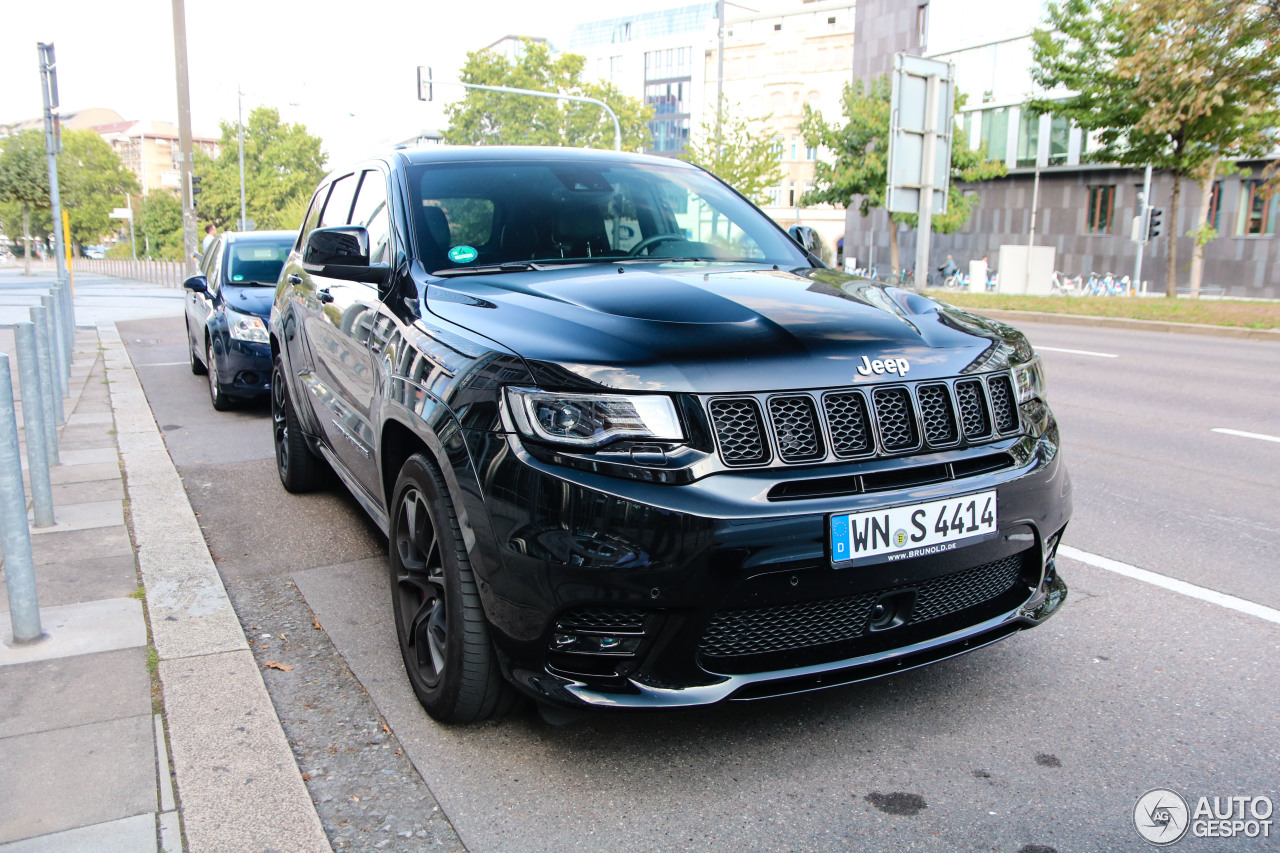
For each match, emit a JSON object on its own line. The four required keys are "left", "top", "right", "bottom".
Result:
{"left": 42, "top": 293, "right": 68, "bottom": 401}
{"left": 61, "top": 278, "right": 76, "bottom": 361}
{"left": 0, "top": 354, "right": 43, "bottom": 644}
{"left": 29, "top": 306, "right": 59, "bottom": 460}
{"left": 38, "top": 297, "right": 66, "bottom": 426}
{"left": 14, "top": 323, "right": 54, "bottom": 528}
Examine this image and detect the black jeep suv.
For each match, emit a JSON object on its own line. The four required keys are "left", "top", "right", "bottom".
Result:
{"left": 269, "top": 147, "right": 1071, "bottom": 723}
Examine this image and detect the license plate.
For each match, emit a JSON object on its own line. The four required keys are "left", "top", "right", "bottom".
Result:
{"left": 829, "top": 490, "right": 997, "bottom": 564}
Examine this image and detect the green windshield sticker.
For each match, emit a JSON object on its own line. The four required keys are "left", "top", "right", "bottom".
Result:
{"left": 448, "top": 245, "right": 478, "bottom": 263}
{"left": 232, "top": 274, "right": 244, "bottom": 281}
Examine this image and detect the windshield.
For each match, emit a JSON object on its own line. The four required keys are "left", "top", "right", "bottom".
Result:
{"left": 225, "top": 237, "right": 294, "bottom": 285}
{"left": 406, "top": 159, "right": 810, "bottom": 273}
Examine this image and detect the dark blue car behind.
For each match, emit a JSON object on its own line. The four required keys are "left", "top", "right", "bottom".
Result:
{"left": 184, "top": 230, "right": 296, "bottom": 410}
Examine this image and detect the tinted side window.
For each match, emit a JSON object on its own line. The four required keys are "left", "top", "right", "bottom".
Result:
{"left": 350, "top": 170, "right": 391, "bottom": 265}
{"left": 207, "top": 242, "right": 225, "bottom": 295}
{"left": 297, "top": 185, "right": 330, "bottom": 251}
{"left": 319, "top": 174, "right": 356, "bottom": 229}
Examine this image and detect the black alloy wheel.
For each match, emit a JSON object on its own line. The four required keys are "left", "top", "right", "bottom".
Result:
{"left": 187, "top": 320, "right": 206, "bottom": 375}
{"left": 271, "top": 354, "right": 329, "bottom": 492}
{"left": 206, "top": 337, "right": 233, "bottom": 411}
{"left": 389, "top": 453, "right": 515, "bottom": 723}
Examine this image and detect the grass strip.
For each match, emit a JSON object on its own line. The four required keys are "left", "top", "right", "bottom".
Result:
{"left": 929, "top": 292, "right": 1280, "bottom": 330}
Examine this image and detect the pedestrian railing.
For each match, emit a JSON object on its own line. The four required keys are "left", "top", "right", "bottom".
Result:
{"left": 73, "top": 257, "right": 188, "bottom": 288}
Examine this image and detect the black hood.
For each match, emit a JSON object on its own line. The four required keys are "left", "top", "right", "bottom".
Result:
{"left": 422, "top": 263, "right": 1028, "bottom": 394}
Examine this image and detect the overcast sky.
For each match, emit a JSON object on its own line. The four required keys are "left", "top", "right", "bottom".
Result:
{"left": 1, "top": 0, "right": 1045, "bottom": 166}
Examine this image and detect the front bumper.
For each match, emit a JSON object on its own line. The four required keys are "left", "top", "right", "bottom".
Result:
{"left": 215, "top": 336, "right": 272, "bottom": 398}
{"left": 467, "top": 429, "right": 1072, "bottom": 710}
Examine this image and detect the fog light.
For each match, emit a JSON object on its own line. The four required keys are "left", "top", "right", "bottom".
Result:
{"left": 547, "top": 631, "right": 642, "bottom": 656}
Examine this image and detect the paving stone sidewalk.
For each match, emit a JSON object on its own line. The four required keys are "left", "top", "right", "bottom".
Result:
{"left": 0, "top": 272, "right": 331, "bottom": 852}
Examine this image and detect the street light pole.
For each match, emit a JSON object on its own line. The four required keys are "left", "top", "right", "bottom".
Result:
{"left": 37, "top": 43, "right": 66, "bottom": 284}
{"left": 238, "top": 83, "right": 247, "bottom": 231}
{"left": 421, "top": 73, "right": 622, "bottom": 151}
{"left": 171, "top": 0, "right": 197, "bottom": 272}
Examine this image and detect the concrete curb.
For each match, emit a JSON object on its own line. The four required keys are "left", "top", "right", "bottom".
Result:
{"left": 964, "top": 307, "right": 1280, "bottom": 342}
{"left": 98, "top": 322, "right": 331, "bottom": 853}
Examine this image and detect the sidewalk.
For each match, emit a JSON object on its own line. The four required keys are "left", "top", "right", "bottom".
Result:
{"left": 0, "top": 271, "right": 330, "bottom": 852}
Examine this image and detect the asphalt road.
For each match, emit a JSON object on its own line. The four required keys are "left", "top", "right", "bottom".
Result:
{"left": 121, "top": 313, "right": 1280, "bottom": 852}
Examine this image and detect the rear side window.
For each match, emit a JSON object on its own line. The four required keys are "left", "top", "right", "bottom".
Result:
{"left": 350, "top": 170, "right": 392, "bottom": 265}
{"left": 319, "top": 174, "right": 356, "bottom": 229}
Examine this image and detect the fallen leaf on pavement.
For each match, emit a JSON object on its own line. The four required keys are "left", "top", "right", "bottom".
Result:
{"left": 312, "top": 617, "right": 322, "bottom": 630}
{"left": 263, "top": 660, "right": 293, "bottom": 672}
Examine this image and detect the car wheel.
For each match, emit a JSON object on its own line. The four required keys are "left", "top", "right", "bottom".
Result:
{"left": 390, "top": 453, "right": 515, "bottom": 723}
{"left": 187, "top": 320, "right": 206, "bottom": 375}
{"left": 271, "top": 354, "right": 330, "bottom": 492}
{"left": 206, "top": 337, "right": 233, "bottom": 411}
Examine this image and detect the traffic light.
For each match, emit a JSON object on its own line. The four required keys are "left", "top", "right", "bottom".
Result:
{"left": 1147, "top": 207, "right": 1163, "bottom": 240}
{"left": 190, "top": 174, "right": 203, "bottom": 209}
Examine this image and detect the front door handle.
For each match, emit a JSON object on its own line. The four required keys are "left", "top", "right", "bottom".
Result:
{"left": 287, "top": 273, "right": 303, "bottom": 285}
{"left": 318, "top": 288, "right": 334, "bottom": 304}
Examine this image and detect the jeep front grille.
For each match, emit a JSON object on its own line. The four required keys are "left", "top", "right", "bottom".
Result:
{"left": 706, "top": 372, "right": 1021, "bottom": 468}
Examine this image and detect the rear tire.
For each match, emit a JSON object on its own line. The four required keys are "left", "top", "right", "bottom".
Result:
{"left": 271, "top": 354, "right": 330, "bottom": 492}
{"left": 389, "top": 453, "right": 515, "bottom": 723}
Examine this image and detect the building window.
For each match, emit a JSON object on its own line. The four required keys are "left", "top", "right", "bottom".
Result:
{"left": 774, "top": 23, "right": 782, "bottom": 31}
{"left": 917, "top": 4, "right": 929, "bottom": 47}
{"left": 771, "top": 137, "right": 783, "bottom": 156}
{"left": 1206, "top": 181, "right": 1222, "bottom": 231}
{"left": 1086, "top": 185, "right": 1116, "bottom": 234}
{"left": 806, "top": 146, "right": 817, "bottom": 160}
{"left": 828, "top": 16, "right": 837, "bottom": 25}
{"left": 1237, "top": 179, "right": 1277, "bottom": 236}
{"left": 1016, "top": 111, "right": 1039, "bottom": 169}
{"left": 1047, "top": 115, "right": 1069, "bottom": 167}
{"left": 790, "top": 139, "right": 797, "bottom": 160}
{"left": 980, "top": 107, "right": 1009, "bottom": 162}
{"left": 612, "top": 22, "right": 632, "bottom": 42}
{"left": 767, "top": 187, "right": 781, "bottom": 207}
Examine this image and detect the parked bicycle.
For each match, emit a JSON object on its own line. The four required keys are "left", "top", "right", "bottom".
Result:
{"left": 1050, "top": 270, "right": 1082, "bottom": 295}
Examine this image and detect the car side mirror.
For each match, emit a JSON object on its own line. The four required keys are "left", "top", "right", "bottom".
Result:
{"left": 302, "top": 226, "right": 389, "bottom": 285}
{"left": 183, "top": 275, "right": 207, "bottom": 293}
{"left": 788, "top": 225, "right": 821, "bottom": 255}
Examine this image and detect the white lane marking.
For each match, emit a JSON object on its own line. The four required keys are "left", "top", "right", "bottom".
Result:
{"left": 1058, "top": 545, "right": 1280, "bottom": 625}
{"left": 1212, "top": 428, "right": 1280, "bottom": 445}
{"left": 1035, "top": 346, "right": 1119, "bottom": 359}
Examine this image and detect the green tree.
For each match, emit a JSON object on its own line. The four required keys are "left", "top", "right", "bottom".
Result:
{"left": 680, "top": 101, "right": 782, "bottom": 205}
{"left": 0, "top": 130, "right": 49, "bottom": 274}
{"left": 1030, "top": 0, "right": 1280, "bottom": 296}
{"left": 136, "top": 192, "right": 185, "bottom": 260}
{"left": 444, "top": 39, "right": 652, "bottom": 151}
{"left": 193, "top": 106, "right": 327, "bottom": 232}
{"left": 800, "top": 76, "right": 1006, "bottom": 276}
{"left": 58, "top": 129, "right": 139, "bottom": 247}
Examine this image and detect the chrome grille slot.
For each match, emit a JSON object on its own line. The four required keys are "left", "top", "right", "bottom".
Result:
{"left": 768, "top": 395, "right": 824, "bottom": 463}
{"left": 954, "top": 379, "right": 991, "bottom": 439}
{"left": 823, "top": 391, "right": 874, "bottom": 457}
{"left": 986, "top": 374, "right": 1019, "bottom": 434}
{"left": 708, "top": 398, "right": 768, "bottom": 465}
{"left": 871, "top": 387, "right": 920, "bottom": 452}
{"left": 917, "top": 383, "right": 958, "bottom": 446}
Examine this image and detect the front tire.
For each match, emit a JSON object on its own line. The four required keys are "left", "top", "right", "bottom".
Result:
{"left": 271, "top": 354, "right": 329, "bottom": 492}
{"left": 188, "top": 320, "right": 206, "bottom": 375}
{"left": 207, "top": 337, "right": 234, "bottom": 411}
{"left": 390, "top": 453, "right": 514, "bottom": 723}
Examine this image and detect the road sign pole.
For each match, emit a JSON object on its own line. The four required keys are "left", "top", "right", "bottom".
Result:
{"left": 37, "top": 43, "right": 67, "bottom": 288}
{"left": 171, "top": 0, "right": 197, "bottom": 272}
{"left": 912, "top": 74, "right": 940, "bottom": 291}
{"left": 1134, "top": 164, "right": 1152, "bottom": 294}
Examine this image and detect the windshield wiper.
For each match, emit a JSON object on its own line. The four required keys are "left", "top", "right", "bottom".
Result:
{"left": 619, "top": 257, "right": 723, "bottom": 264}
{"left": 237, "top": 280, "right": 277, "bottom": 287}
{"left": 432, "top": 262, "right": 538, "bottom": 277}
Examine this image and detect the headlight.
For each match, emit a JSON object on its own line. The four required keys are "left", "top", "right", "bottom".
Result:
{"left": 226, "top": 308, "right": 269, "bottom": 343}
{"left": 1013, "top": 356, "right": 1046, "bottom": 404}
{"left": 506, "top": 388, "right": 684, "bottom": 448}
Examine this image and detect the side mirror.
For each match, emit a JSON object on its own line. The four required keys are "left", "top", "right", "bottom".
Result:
{"left": 788, "top": 225, "right": 822, "bottom": 255}
{"left": 183, "top": 275, "right": 207, "bottom": 293}
{"left": 302, "top": 226, "right": 389, "bottom": 285}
